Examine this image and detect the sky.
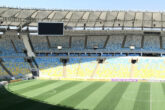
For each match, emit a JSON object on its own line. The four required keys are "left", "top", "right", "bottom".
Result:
{"left": 0, "top": 0, "right": 165, "bottom": 11}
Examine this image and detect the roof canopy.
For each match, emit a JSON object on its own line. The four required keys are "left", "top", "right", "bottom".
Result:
{"left": 0, "top": 7, "right": 165, "bottom": 29}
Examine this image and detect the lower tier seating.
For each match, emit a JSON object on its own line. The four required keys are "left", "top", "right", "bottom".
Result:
{"left": 0, "top": 57, "right": 165, "bottom": 80}
{"left": 0, "top": 58, "right": 30, "bottom": 77}
{"left": 37, "top": 57, "right": 165, "bottom": 80}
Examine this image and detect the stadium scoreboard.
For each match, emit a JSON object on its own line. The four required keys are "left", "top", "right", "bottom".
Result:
{"left": 38, "top": 22, "right": 64, "bottom": 36}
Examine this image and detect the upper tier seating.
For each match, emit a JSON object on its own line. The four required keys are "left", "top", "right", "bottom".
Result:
{"left": 87, "top": 36, "right": 107, "bottom": 49}
{"left": 143, "top": 35, "right": 160, "bottom": 50}
{"left": 28, "top": 35, "right": 164, "bottom": 53}
{"left": 30, "top": 36, "right": 49, "bottom": 51}
{"left": 124, "top": 35, "right": 142, "bottom": 48}
{"left": 106, "top": 35, "right": 124, "bottom": 50}
{"left": 0, "top": 37, "right": 25, "bottom": 56}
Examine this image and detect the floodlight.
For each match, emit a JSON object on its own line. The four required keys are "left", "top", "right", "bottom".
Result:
{"left": 57, "top": 46, "right": 62, "bottom": 50}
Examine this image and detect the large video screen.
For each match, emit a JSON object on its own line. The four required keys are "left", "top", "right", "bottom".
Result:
{"left": 38, "top": 22, "right": 64, "bottom": 36}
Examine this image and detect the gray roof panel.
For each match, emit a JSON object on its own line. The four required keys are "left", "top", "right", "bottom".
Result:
{"left": 53, "top": 11, "right": 68, "bottom": 20}
{"left": 88, "top": 11, "right": 101, "bottom": 20}
{"left": 1, "top": 9, "right": 20, "bottom": 17}
{"left": 106, "top": 11, "right": 118, "bottom": 20}
{"left": 35, "top": 10, "right": 52, "bottom": 19}
{"left": 135, "top": 12, "right": 143, "bottom": 20}
{"left": 70, "top": 11, "right": 84, "bottom": 21}
{"left": 0, "top": 8, "right": 8, "bottom": 15}
{"left": 153, "top": 12, "right": 161, "bottom": 21}
{"left": 0, "top": 7, "right": 165, "bottom": 29}
{"left": 17, "top": 9, "right": 35, "bottom": 18}
{"left": 144, "top": 12, "right": 152, "bottom": 20}
{"left": 117, "top": 12, "right": 125, "bottom": 20}
{"left": 125, "top": 12, "right": 135, "bottom": 20}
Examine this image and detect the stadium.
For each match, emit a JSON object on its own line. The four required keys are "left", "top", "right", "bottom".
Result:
{"left": 1, "top": 5, "right": 165, "bottom": 110}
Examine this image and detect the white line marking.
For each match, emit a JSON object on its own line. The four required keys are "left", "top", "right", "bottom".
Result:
{"left": 150, "top": 85, "right": 152, "bottom": 110}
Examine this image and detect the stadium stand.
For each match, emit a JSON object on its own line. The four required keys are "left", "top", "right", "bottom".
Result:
{"left": 0, "top": 36, "right": 25, "bottom": 56}
{"left": 87, "top": 36, "right": 107, "bottom": 49}
{"left": 2, "top": 6, "right": 165, "bottom": 110}
{"left": 162, "top": 37, "right": 165, "bottom": 49}
{"left": 71, "top": 37, "right": 85, "bottom": 50}
{"left": 143, "top": 35, "right": 160, "bottom": 50}
{"left": 30, "top": 36, "right": 49, "bottom": 51}
{"left": 28, "top": 35, "right": 164, "bottom": 53}
{"left": 2, "top": 58, "right": 30, "bottom": 76}
{"left": 0, "top": 7, "right": 165, "bottom": 81}
{"left": 35, "top": 57, "right": 165, "bottom": 80}
{"left": 106, "top": 35, "right": 124, "bottom": 50}
{"left": 48, "top": 36, "right": 70, "bottom": 49}
{"left": 36, "top": 57, "right": 63, "bottom": 78}
{"left": 0, "top": 65, "right": 8, "bottom": 77}
{"left": 124, "top": 35, "right": 142, "bottom": 48}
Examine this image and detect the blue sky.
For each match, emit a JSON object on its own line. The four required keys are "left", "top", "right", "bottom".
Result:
{"left": 0, "top": 0, "right": 165, "bottom": 11}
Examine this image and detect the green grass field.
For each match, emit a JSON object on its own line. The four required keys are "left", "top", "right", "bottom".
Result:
{"left": 1, "top": 79, "right": 165, "bottom": 110}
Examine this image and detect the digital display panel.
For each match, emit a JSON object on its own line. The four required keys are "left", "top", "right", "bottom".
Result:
{"left": 38, "top": 22, "right": 64, "bottom": 36}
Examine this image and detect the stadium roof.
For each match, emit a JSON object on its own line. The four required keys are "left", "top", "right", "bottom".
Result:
{"left": 0, "top": 7, "right": 165, "bottom": 29}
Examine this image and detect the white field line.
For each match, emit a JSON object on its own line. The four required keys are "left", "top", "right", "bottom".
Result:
{"left": 150, "top": 85, "right": 152, "bottom": 110}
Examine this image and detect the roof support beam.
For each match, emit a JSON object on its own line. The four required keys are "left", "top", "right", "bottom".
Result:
{"left": 141, "top": 35, "right": 144, "bottom": 48}
{"left": 161, "top": 12, "right": 163, "bottom": 31}
{"left": 0, "top": 58, "right": 13, "bottom": 77}
{"left": 69, "top": 36, "right": 72, "bottom": 48}
{"left": 122, "top": 12, "right": 126, "bottom": 30}
{"left": 103, "top": 35, "right": 110, "bottom": 48}
{"left": 22, "top": 33, "right": 35, "bottom": 57}
{"left": 112, "top": 11, "right": 119, "bottom": 28}
{"left": 151, "top": 12, "right": 154, "bottom": 28}
{"left": 142, "top": 12, "right": 144, "bottom": 30}
{"left": 122, "top": 35, "right": 127, "bottom": 48}
{"left": 46, "top": 36, "right": 51, "bottom": 48}
{"left": 11, "top": 40, "right": 18, "bottom": 53}
{"left": 160, "top": 35, "right": 163, "bottom": 49}
{"left": 17, "top": 21, "right": 31, "bottom": 32}
{"left": 84, "top": 35, "right": 88, "bottom": 49}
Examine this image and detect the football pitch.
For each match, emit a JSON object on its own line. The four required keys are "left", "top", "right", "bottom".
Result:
{"left": 1, "top": 80, "right": 165, "bottom": 110}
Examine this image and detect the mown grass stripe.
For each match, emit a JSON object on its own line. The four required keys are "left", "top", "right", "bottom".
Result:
{"left": 22, "top": 82, "right": 80, "bottom": 110}
{"left": 22, "top": 80, "right": 69, "bottom": 98}
{"left": 3, "top": 81, "right": 81, "bottom": 110}
{"left": 33, "top": 81, "right": 81, "bottom": 100}
{"left": 9, "top": 80, "right": 45, "bottom": 91}
{"left": 75, "top": 82, "right": 117, "bottom": 110}
{"left": 94, "top": 82, "right": 130, "bottom": 110}
{"left": 114, "top": 82, "right": 140, "bottom": 110}
{"left": 59, "top": 82, "right": 105, "bottom": 108}
{"left": 133, "top": 83, "right": 150, "bottom": 110}
{"left": 14, "top": 80, "right": 56, "bottom": 94}
{"left": 161, "top": 82, "right": 165, "bottom": 94}
{"left": 45, "top": 81, "right": 94, "bottom": 104}
{"left": 9, "top": 80, "right": 34, "bottom": 87}
{"left": 152, "top": 83, "right": 165, "bottom": 110}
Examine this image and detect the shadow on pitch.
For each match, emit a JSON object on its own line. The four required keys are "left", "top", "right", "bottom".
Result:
{"left": 0, "top": 86, "right": 77, "bottom": 110}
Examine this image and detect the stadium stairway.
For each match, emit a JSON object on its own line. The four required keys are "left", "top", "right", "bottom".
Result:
{"left": 22, "top": 34, "right": 35, "bottom": 57}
